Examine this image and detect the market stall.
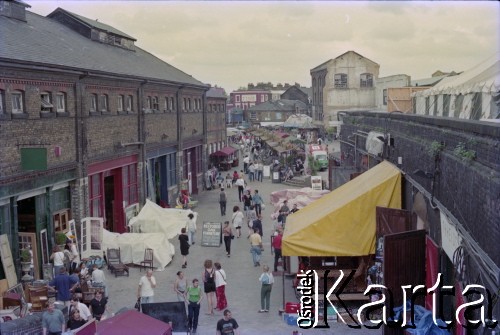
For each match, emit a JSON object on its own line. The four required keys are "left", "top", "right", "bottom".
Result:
{"left": 209, "top": 146, "right": 238, "bottom": 170}
{"left": 281, "top": 161, "right": 403, "bottom": 314}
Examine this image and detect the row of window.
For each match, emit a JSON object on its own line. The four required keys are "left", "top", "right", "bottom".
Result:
{"left": 207, "top": 103, "right": 225, "bottom": 113}
{"left": 234, "top": 94, "right": 268, "bottom": 103}
{"left": 0, "top": 90, "right": 214, "bottom": 116}
{"left": 0, "top": 90, "right": 67, "bottom": 115}
{"left": 334, "top": 73, "right": 373, "bottom": 88}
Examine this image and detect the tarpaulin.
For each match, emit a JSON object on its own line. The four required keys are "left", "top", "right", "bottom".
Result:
{"left": 97, "top": 310, "right": 172, "bottom": 335}
{"left": 282, "top": 160, "right": 401, "bottom": 256}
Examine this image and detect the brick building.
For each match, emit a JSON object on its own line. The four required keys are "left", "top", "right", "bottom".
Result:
{"left": 0, "top": 2, "right": 222, "bottom": 279}
{"left": 206, "top": 86, "right": 227, "bottom": 155}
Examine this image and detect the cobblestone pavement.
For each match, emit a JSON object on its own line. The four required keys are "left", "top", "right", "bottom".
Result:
{"left": 105, "top": 154, "right": 381, "bottom": 335}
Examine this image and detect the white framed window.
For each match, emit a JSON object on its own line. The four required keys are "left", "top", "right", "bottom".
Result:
{"left": 100, "top": 94, "right": 108, "bottom": 112}
{"left": 164, "top": 97, "right": 168, "bottom": 112}
{"left": 383, "top": 89, "right": 387, "bottom": 105}
{"left": 56, "top": 92, "right": 66, "bottom": 112}
{"left": 152, "top": 96, "right": 159, "bottom": 111}
{"left": 170, "top": 97, "right": 175, "bottom": 111}
{"left": 146, "top": 96, "right": 152, "bottom": 111}
{"left": 360, "top": 73, "right": 373, "bottom": 88}
{"left": 126, "top": 95, "right": 133, "bottom": 112}
{"left": 12, "top": 90, "right": 24, "bottom": 114}
{"left": 90, "top": 94, "right": 98, "bottom": 112}
{"left": 41, "top": 91, "right": 53, "bottom": 112}
{"left": 117, "top": 95, "right": 124, "bottom": 112}
{"left": 188, "top": 98, "right": 191, "bottom": 111}
{"left": 334, "top": 74, "right": 348, "bottom": 88}
{"left": 235, "top": 95, "right": 240, "bottom": 102}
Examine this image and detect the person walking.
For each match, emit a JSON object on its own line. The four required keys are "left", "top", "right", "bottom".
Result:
{"left": 249, "top": 228, "right": 263, "bottom": 267}
{"left": 272, "top": 228, "right": 284, "bottom": 272}
{"left": 248, "top": 162, "right": 255, "bottom": 181}
{"left": 252, "top": 215, "right": 263, "bottom": 238}
{"left": 174, "top": 271, "right": 188, "bottom": 302}
{"left": 255, "top": 161, "right": 263, "bottom": 182}
{"left": 235, "top": 174, "right": 245, "bottom": 202}
{"left": 246, "top": 205, "right": 257, "bottom": 238}
{"left": 219, "top": 188, "right": 227, "bottom": 216}
{"left": 186, "top": 213, "right": 197, "bottom": 245}
{"left": 179, "top": 228, "right": 190, "bottom": 268}
{"left": 222, "top": 221, "right": 233, "bottom": 257}
{"left": 137, "top": 269, "right": 156, "bottom": 304}
{"left": 49, "top": 267, "right": 78, "bottom": 307}
{"left": 279, "top": 200, "right": 290, "bottom": 224}
{"left": 214, "top": 262, "right": 227, "bottom": 311}
{"left": 252, "top": 190, "right": 263, "bottom": 216}
{"left": 42, "top": 299, "right": 65, "bottom": 335}
{"left": 186, "top": 278, "right": 204, "bottom": 334}
{"left": 202, "top": 259, "right": 216, "bottom": 315}
{"left": 216, "top": 309, "right": 240, "bottom": 335}
{"left": 258, "top": 265, "right": 274, "bottom": 312}
{"left": 231, "top": 206, "right": 244, "bottom": 238}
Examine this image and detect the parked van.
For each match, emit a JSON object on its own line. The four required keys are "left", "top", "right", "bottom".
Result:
{"left": 308, "top": 145, "right": 328, "bottom": 171}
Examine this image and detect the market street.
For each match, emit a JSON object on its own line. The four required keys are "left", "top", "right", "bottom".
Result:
{"left": 105, "top": 150, "right": 381, "bottom": 335}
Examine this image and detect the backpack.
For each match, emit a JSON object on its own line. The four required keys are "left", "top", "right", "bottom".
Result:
{"left": 205, "top": 269, "right": 215, "bottom": 284}
{"left": 261, "top": 273, "right": 270, "bottom": 285}
{"left": 219, "top": 191, "right": 226, "bottom": 203}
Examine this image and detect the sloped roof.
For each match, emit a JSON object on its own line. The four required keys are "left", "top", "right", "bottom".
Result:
{"left": 247, "top": 99, "right": 307, "bottom": 112}
{"left": 206, "top": 87, "right": 227, "bottom": 98}
{"left": 414, "top": 52, "right": 500, "bottom": 97}
{"left": 334, "top": 50, "right": 379, "bottom": 67}
{"left": 49, "top": 8, "right": 136, "bottom": 40}
{"left": 411, "top": 74, "right": 449, "bottom": 87}
{"left": 0, "top": 10, "right": 206, "bottom": 87}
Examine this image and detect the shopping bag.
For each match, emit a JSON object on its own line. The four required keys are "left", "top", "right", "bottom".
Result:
{"left": 134, "top": 298, "right": 141, "bottom": 311}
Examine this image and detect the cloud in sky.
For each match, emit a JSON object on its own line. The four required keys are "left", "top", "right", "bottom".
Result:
{"left": 30, "top": 1, "right": 499, "bottom": 93}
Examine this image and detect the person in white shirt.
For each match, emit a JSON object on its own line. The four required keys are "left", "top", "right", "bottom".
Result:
{"left": 186, "top": 213, "right": 197, "bottom": 245}
{"left": 214, "top": 262, "right": 227, "bottom": 311}
{"left": 91, "top": 264, "right": 107, "bottom": 297}
{"left": 67, "top": 240, "right": 80, "bottom": 274}
{"left": 69, "top": 294, "right": 92, "bottom": 321}
{"left": 138, "top": 269, "right": 157, "bottom": 304}
{"left": 243, "top": 155, "right": 250, "bottom": 173}
{"left": 50, "top": 246, "right": 65, "bottom": 278}
{"left": 258, "top": 265, "right": 275, "bottom": 312}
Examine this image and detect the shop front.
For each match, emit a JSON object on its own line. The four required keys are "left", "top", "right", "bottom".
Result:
{"left": 182, "top": 140, "right": 203, "bottom": 195}
{"left": 88, "top": 155, "right": 139, "bottom": 233}
{"left": 146, "top": 147, "right": 177, "bottom": 207}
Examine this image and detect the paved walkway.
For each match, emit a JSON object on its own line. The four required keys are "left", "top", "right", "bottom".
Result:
{"left": 105, "top": 156, "right": 380, "bottom": 335}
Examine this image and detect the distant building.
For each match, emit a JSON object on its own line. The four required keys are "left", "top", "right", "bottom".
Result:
{"left": 311, "top": 51, "right": 380, "bottom": 127}
{"left": 281, "top": 85, "right": 312, "bottom": 115}
{"left": 245, "top": 99, "right": 307, "bottom": 126}
{"left": 229, "top": 90, "right": 270, "bottom": 111}
{"left": 206, "top": 86, "right": 228, "bottom": 155}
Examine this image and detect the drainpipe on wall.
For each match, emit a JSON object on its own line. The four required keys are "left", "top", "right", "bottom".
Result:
{"left": 138, "top": 80, "right": 147, "bottom": 206}
{"left": 176, "top": 85, "right": 185, "bottom": 195}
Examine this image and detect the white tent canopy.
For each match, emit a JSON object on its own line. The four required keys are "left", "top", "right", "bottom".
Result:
{"left": 128, "top": 199, "right": 197, "bottom": 238}
{"left": 414, "top": 52, "right": 500, "bottom": 97}
{"left": 283, "top": 114, "right": 316, "bottom": 128}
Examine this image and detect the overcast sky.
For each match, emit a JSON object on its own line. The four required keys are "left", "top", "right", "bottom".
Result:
{"left": 30, "top": 1, "right": 499, "bottom": 93}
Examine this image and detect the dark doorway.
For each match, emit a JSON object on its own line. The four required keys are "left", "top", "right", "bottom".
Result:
{"left": 104, "top": 176, "right": 115, "bottom": 232}
{"left": 17, "top": 197, "right": 36, "bottom": 233}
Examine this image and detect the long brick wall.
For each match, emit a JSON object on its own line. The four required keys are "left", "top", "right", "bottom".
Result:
{"left": 340, "top": 112, "right": 500, "bottom": 267}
